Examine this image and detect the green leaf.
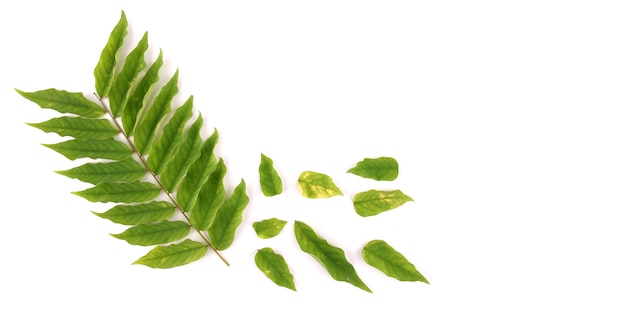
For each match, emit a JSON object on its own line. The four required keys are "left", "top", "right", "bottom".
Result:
{"left": 73, "top": 181, "right": 161, "bottom": 203}
{"left": 353, "top": 189, "right": 414, "bottom": 217}
{"left": 252, "top": 218, "right": 287, "bottom": 239}
{"left": 255, "top": 248, "right": 296, "bottom": 291}
{"left": 190, "top": 158, "right": 226, "bottom": 231}
{"left": 134, "top": 70, "right": 179, "bottom": 154}
{"left": 27, "top": 116, "right": 118, "bottom": 140}
{"left": 93, "top": 201, "right": 175, "bottom": 225}
{"left": 259, "top": 154, "right": 283, "bottom": 196}
{"left": 94, "top": 11, "right": 128, "bottom": 97}
{"left": 208, "top": 180, "right": 249, "bottom": 250}
{"left": 43, "top": 138, "right": 132, "bottom": 161}
{"left": 16, "top": 89, "right": 104, "bottom": 118}
{"left": 56, "top": 159, "right": 146, "bottom": 184}
{"left": 176, "top": 128, "right": 218, "bottom": 212}
{"left": 362, "top": 240, "right": 429, "bottom": 284}
{"left": 123, "top": 50, "right": 163, "bottom": 135}
{"left": 297, "top": 171, "right": 343, "bottom": 198}
{"left": 133, "top": 239, "right": 208, "bottom": 269}
{"left": 347, "top": 157, "right": 399, "bottom": 181}
{"left": 160, "top": 115, "right": 203, "bottom": 191}
{"left": 294, "top": 221, "right": 371, "bottom": 293}
{"left": 111, "top": 221, "right": 190, "bottom": 246}
{"left": 109, "top": 31, "right": 149, "bottom": 117}
{"left": 147, "top": 96, "right": 193, "bottom": 175}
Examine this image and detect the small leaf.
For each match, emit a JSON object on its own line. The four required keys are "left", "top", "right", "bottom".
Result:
{"left": 93, "top": 201, "right": 175, "bottom": 225}
{"left": 255, "top": 248, "right": 296, "bottom": 291}
{"left": 259, "top": 154, "right": 282, "bottom": 196}
{"left": 27, "top": 116, "right": 118, "bottom": 140}
{"left": 56, "top": 159, "right": 146, "bottom": 184}
{"left": 176, "top": 128, "right": 218, "bottom": 212}
{"left": 112, "top": 221, "right": 190, "bottom": 246}
{"left": 190, "top": 158, "right": 226, "bottom": 231}
{"left": 294, "top": 221, "right": 371, "bottom": 293}
{"left": 252, "top": 218, "right": 287, "bottom": 239}
{"left": 109, "top": 31, "right": 149, "bottom": 117}
{"left": 362, "top": 240, "right": 429, "bottom": 284}
{"left": 123, "top": 50, "right": 163, "bottom": 135}
{"left": 208, "top": 180, "right": 249, "bottom": 250}
{"left": 297, "top": 171, "right": 343, "bottom": 198}
{"left": 73, "top": 181, "right": 161, "bottom": 203}
{"left": 160, "top": 115, "right": 203, "bottom": 191}
{"left": 353, "top": 190, "right": 414, "bottom": 217}
{"left": 94, "top": 11, "right": 128, "bottom": 97}
{"left": 133, "top": 239, "right": 208, "bottom": 269}
{"left": 16, "top": 89, "right": 104, "bottom": 118}
{"left": 43, "top": 138, "right": 132, "bottom": 161}
{"left": 347, "top": 157, "right": 399, "bottom": 181}
{"left": 134, "top": 70, "right": 179, "bottom": 154}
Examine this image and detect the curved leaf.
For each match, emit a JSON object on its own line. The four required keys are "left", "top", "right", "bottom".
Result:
{"left": 16, "top": 89, "right": 104, "bottom": 118}
{"left": 362, "top": 240, "right": 429, "bottom": 284}
{"left": 94, "top": 11, "right": 128, "bottom": 97}
{"left": 112, "top": 221, "right": 190, "bottom": 246}
{"left": 160, "top": 115, "right": 203, "bottom": 191}
{"left": 176, "top": 128, "right": 218, "bottom": 212}
{"left": 347, "top": 157, "right": 399, "bottom": 181}
{"left": 93, "top": 201, "right": 175, "bottom": 225}
{"left": 123, "top": 50, "right": 163, "bottom": 135}
{"left": 43, "top": 138, "right": 132, "bottom": 161}
{"left": 56, "top": 159, "right": 146, "bottom": 184}
{"left": 134, "top": 70, "right": 179, "bottom": 154}
{"left": 27, "top": 116, "right": 118, "bottom": 140}
{"left": 255, "top": 247, "right": 296, "bottom": 291}
{"left": 208, "top": 180, "right": 249, "bottom": 250}
{"left": 133, "top": 239, "right": 208, "bottom": 269}
{"left": 353, "top": 189, "right": 414, "bottom": 217}
{"left": 72, "top": 181, "right": 161, "bottom": 203}
{"left": 109, "top": 31, "right": 149, "bottom": 117}
{"left": 252, "top": 218, "right": 287, "bottom": 239}
{"left": 259, "top": 154, "right": 282, "bottom": 196}
{"left": 294, "top": 221, "right": 371, "bottom": 293}
{"left": 190, "top": 158, "right": 226, "bottom": 231}
{"left": 297, "top": 171, "right": 343, "bottom": 198}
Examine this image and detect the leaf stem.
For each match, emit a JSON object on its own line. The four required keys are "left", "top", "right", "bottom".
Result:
{"left": 95, "top": 94, "right": 230, "bottom": 266}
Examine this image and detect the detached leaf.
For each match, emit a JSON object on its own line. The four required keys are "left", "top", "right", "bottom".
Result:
{"left": 94, "top": 10, "right": 128, "bottom": 97}
{"left": 133, "top": 239, "right": 208, "bottom": 269}
{"left": 16, "top": 89, "right": 104, "bottom": 118}
{"left": 259, "top": 154, "right": 282, "bottom": 196}
{"left": 255, "top": 248, "right": 296, "bottom": 291}
{"left": 294, "top": 221, "right": 371, "bottom": 293}
{"left": 27, "top": 116, "right": 118, "bottom": 140}
{"left": 190, "top": 158, "right": 226, "bottom": 231}
{"left": 73, "top": 181, "right": 160, "bottom": 203}
{"left": 112, "top": 221, "right": 190, "bottom": 246}
{"left": 297, "top": 171, "right": 343, "bottom": 198}
{"left": 347, "top": 157, "right": 399, "bottom": 181}
{"left": 362, "top": 240, "right": 429, "bottom": 284}
{"left": 109, "top": 31, "right": 149, "bottom": 117}
{"left": 56, "top": 159, "right": 146, "bottom": 184}
{"left": 353, "top": 190, "right": 414, "bottom": 217}
{"left": 123, "top": 50, "right": 163, "bottom": 135}
{"left": 43, "top": 138, "right": 132, "bottom": 161}
{"left": 208, "top": 180, "right": 249, "bottom": 250}
{"left": 93, "top": 201, "right": 175, "bottom": 225}
{"left": 252, "top": 218, "right": 287, "bottom": 239}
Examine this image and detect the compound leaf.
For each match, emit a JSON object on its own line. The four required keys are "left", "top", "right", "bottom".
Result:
{"left": 16, "top": 89, "right": 104, "bottom": 118}
{"left": 190, "top": 158, "right": 226, "bottom": 231}
{"left": 56, "top": 159, "right": 146, "bottom": 184}
{"left": 362, "top": 240, "right": 429, "bottom": 283}
{"left": 297, "top": 171, "right": 343, "bottom": 198}
{"left": 94, "top": 11, "right": 128, "bottom": 97}
{"left": 208, "top": 180, "right": 249, "bottom": 250}
{"left": 347, "top": 157, "right": 399, "bottom": 181}
{"left": 27, "top": 116, "right": 118, "bottom": 140}
{"left": 109, "top": 31, "right": 149, "bottom": 117}
{"left": 353, "top": 189, "right": 414, "bottom": 217}
{"left": 255, "top": 247, "right": 296, "bottom": 291}
{"left": 93, "top": 201, "right": 175, "bottom": 225}
{"left": 259, "top": 154, "right": 282, "bottom": 196}
{"left": 294, "top": 221, "right": 371, "bottom": 293}
{"left": 43, "top": 138, "right": 132, "bottom": 161}
{"left": 112, "top": 221, "right": 190, "bottom": 246}
{"left": 252, "top": 218, "right": 287, "bottom": 239}
{"left": 73, "top": 181, "right": 161, "bottom": 203}
{"left": 133, "top": 239, "right": 208, "bottom": 269}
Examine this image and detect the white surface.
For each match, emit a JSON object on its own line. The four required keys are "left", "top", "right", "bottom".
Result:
{"left": 1, "top": 1, "right": 626, "bottom": 321}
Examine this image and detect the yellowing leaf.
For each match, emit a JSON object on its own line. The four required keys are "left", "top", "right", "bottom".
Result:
{"left": 347, "top": 157, "right": 399, "bottom": 181}
{"left": 252, "top": 218, "right": 287, "bottom": 239}
{"left": 362, "top": 240, "right": 429, "bottom": 283}
{"left": 255, "top": 248, "right": 296, "bottom": 291}
{"left": 353, "top": 189, "right": 413, "bottom": 217}
{"left": 297, "top": 171, "right": 343, "bottom": 198}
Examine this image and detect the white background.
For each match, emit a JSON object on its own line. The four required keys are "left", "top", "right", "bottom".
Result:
{"left": 1, "top": 1, "right": 626, "bottom": 321}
